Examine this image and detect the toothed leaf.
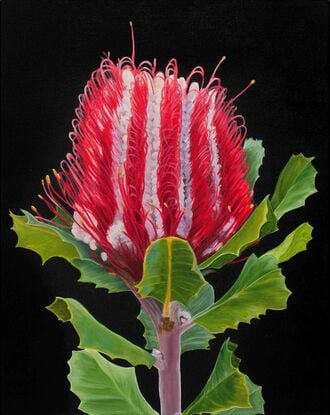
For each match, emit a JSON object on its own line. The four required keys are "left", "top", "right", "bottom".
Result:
{"left": 47, "top": 297, "right": 154, "bottom": 368}
{"left": 199, "top": 197, "right": 277, "bottom": 270}
{"left": 244, "top": 138, "right": 265, "bottom": 189}
{"left": 10, "top": 210, "right": 128, "bottom": 293}
{"left": 263, "top": 222, "right": 313, "bottom": 263}
{"left": 195, "top": 255, "right": 291, "bottom": 333}
{"left": 215, "top": 377, "right": 264, "bottom": 414}
{"left": 271, "top": 154, "right": 317, "bottom": 219}
{"left": 183, "top": 340, "right": 257, "bottom": 414}
{"left": 68, "top": 350, "right": 158, "bottom": 415}
{"left": 10, "top": 210, "right": 78, "bottom": 265}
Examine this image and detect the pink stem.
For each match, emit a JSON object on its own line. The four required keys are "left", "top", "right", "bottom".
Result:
{"left": 127, "top": 282, "right": 186, "bottom": 414}
{"left": 158, "top": 328, "right": 182, "bottom": 415}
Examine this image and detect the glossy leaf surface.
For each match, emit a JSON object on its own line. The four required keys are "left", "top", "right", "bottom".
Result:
{"left": 11, "top": 210, "right": 78, "bottom": 264}
{"left": 183, "top": 340, "right": 262, "bottom": 414}
{"left": 244, "top": 138, "right": 265, "bottom": 189}
{"left": 195, "top": 255, "right": 291, "bottom": 333}
{"left": 271, "top": 154, "right": 317, "bottom": 219}
{"left": 263, "top": 222, "right": 313, "bottom": 263}
{"left": 68, "top": 350, "right": 158, "bottom": 415}
{"left": 137, "top": 237, "right": 206, "bottom": 310}
{"left": 47, "top": 297, "right": 154, "bottom": 368}
{"left": 11, "top": 210, "right": 128, "bottom": 293}
{"left": 199, "top": 197, "right": 277, "bottom": 270}
{"left": 215, "top": 377, "right": 264, "bottom": 414}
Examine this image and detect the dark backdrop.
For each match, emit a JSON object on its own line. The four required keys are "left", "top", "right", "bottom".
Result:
{"left": 1, "top": 1, "right": 328, "bottom": 414}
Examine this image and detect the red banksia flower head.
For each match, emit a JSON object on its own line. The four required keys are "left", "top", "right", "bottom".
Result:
{"left": 35, "top": 28, "right": 254, "bottom": 283}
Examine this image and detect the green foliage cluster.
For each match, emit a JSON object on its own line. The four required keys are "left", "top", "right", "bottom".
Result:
{"left": 11, "top": 142, "right": 316, "bottom": 414}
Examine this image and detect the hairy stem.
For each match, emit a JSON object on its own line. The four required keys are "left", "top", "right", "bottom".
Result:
{"left": 158, "top": 328, "right": 182, "bottom": 415}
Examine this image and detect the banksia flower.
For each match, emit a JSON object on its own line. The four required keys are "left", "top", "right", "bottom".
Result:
{"left": 34, "top": 39, "right": 254, "bottom": 284}
{"left": 13, "top": 25, "right": 317, "bottom": 415}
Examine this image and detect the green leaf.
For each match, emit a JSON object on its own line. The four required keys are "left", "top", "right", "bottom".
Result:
{"left": 195, "top": 255, "right": 291, "bottom": 333}
{"left": 137, "top": 308, "right": 158, "bottom": 351}
{"left": 136, "top": 237, "right": 207, "bottom": 310}
{"left": 244, "top": 138, "right": 265, "bottom": 189}
{"left": 47, "top": 297, "right": 154, "bottom": 368}
{"left": 263, "top": 222, "right": 313, "bottom": 263}
{"left": 181, "top": 284, "right": 216, "bottom": 353}
{"left": 184, "top": 283, "right": 215, "bottom": 315}
{"left": 10, "top": 210, "right": 128, "bottom": 294}
{"left": 137, "top": 284, "right": 215, "bottom": 354}
{"left": 199, "top": 154, "right": 317, "bottom": 273}
{"left": 10, "top": 210, "right": 78, "bottom": 264}
{"left": 181, "top": 324, "right": 215, "bottom": 354}
{"left": 183, "top": 340, "right": 252, "bottom": 414}
{"left": 73, "top": 258, "right": 128, "bottom": 294}
{"left": 68, "top": 350, "right": 158, "bottom": 415}
{"left": 22, "top": 209, "right": 91, "bottom": 257}
{"left": 271, "top": 154, "right": 317, "bottom": 219}
{"left": 199, "top": 197, "right": 277, "bottom": 270}
{"left": 215, "top": 378, "right": 264, "bottom": 414}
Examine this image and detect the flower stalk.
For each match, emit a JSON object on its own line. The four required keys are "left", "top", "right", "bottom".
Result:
{"left": 150, "top": 301, "right": 193, "bottom": 415}
{"left": 157, "top": 327, "right": 182, "bottom": 415}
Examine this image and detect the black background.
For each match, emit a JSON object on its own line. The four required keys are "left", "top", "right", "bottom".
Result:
{"left": 1, "top": 1, "right": 328, "bottom": 414}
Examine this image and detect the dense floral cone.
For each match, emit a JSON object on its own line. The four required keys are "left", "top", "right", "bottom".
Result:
{"left": 36, "top": 54, "right": 253, "bottom": 282}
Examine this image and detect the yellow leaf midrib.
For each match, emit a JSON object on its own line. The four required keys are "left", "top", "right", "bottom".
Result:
{"left": 163, "top": 238, "right": 172, "bottom": 317}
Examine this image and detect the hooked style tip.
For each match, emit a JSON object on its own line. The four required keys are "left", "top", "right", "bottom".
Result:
{"left": 206, "top": 55, "right": 227, "bottom": 88}
{"left": 230, "top": 78, "right": 256, "bottom": 102}
{"left": 52, "top": 168, "right": 61, "bottom": 180}
{"left": 129, "top": 21, "right": 135, "bottom": 65}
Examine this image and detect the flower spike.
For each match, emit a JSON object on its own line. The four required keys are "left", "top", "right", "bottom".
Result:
{"left": 36, "top": 49, "right": 254, "bottom": 282}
